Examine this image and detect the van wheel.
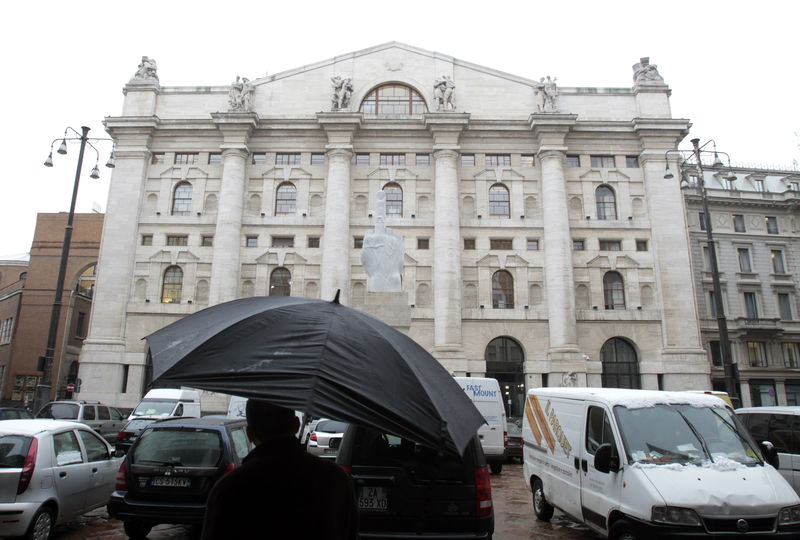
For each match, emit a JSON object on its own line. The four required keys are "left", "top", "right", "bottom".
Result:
{"left": 489, "top": 461, "right": 503, "bottom": 475}
{"left": 532, "top": 478, "right": 554, "bottom": 521}
{"left": 123, "top": 521, "right": 153, "bottom": 539}
{"left": 609, "top": 519, "right": 638, "bottom": 540}
{"left": 26, "top": 506, "right": 54, "bottom": 540}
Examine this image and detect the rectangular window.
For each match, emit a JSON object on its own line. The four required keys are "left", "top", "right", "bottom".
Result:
{"left": 566, "top": 155, "right": 580, "bottom": 168}
{"left": 311, "top": 153, "right": 325, "bottom": 165}
{"left": 380, "top": 154, "right": 405, "bottom": 166}
{"left": 460, "top": 154, "right": 475, "bottom": 167}
{"left": 141, "top": 234, "right": 153, "bottom": 246}
{"left": 709, "top": 291, "right": 718, "bottom": 318}
{"left": 251, "top": 153, "right": 266, "bottom": 165}
{"left": 208, "top": 153, "right": 222, "bottom": 165}
{"left": 747, "top": 342, "right": 769, "bottom": 367}
{"left": 779, "top": 293, "right": 793, "bottom": 320}
{"left": 272, "top": 236, "right": 294, "bottom": 248}
{"left": 738, "top": 248, "right": 752, "bottom": 272}
{"left": 0, "top": 317, "right": 13, "bottom": 344}
{"left": 790, "top": 182, "right": 800, "bottom": 192}
{"left": 526, "top": 239, "right": 539, "bottom": 250}
{"left": 353, "top": 236, "right": 363, "bottom": 249}
{"left": 120, "top": 365, "right": 129, "bottom": 393}
{"left": 782, "top": 343, "right": 800, "bottom": 368}
{"left": 485, "top": 154, "right": 511, "bottom": 167}
{"left": 308, "top": 236, "right": 320, "bottom": 248}
{"left": 766, "top": 216, "right": 779, "bottom": 234}
{"left": 636, "top": 240, "right": 648, "bottom": 251}
{"left": 166, "top": 235, "right": 188, "bottom": 246}
{"left": 463, "top": 238, "right": 476, "bottom": 250}
{"left": 590, "top": 155, "right": 615, "bottom": 168}
{"left": 415, "top": 154, "right": 430, "bottom": 166}
{"left": 733, "top": 214, "right": 746, "bottom": 232}
{"left": 750, "top": 379, "right": 777, "bottom": 406}
{"left": 709, "top": 340, "right": 722, "bottom": 367}
{"left": 201, "top": 235, "right": 214, "bottom": 247}
{"left": 174, "top": 153, "right": 198, "bottom": 165}
{"left": 490, "top": 238, "right": 513, "bottom": 250}
{"left": 625, "top": 156, "right": 639, "bottom": 168}
{"left": 599, "top": 240, "right": 622, "bottom": 251}
{"left": 754, "top": 179, "right": 765, "bottom": 192}
{"left": 744, "top": 291, "right": 759, "bottom": 318}
{"left": 573, "top": 239, "right": 585, "bottom": 251}
{"left": 75, "top": 312, "right": 86, "bottom": 338}
{"left": 151, "top": 153, "right": 165, "bottom": 164}
{"left": 772, "top": 250, "right": 786, "bottom": 273}
{"left": 355, "top": 154, "right": 370, "bottom": 165}
{"left": 245, "top": 235, "right": 258, "bottom": 248}
{"left": 417, "top": 238, "right": 429, "bottom": 250}
{"left": 521, "top": 155, "right": 535, "bottom": 167}
{"left": 276, "top": 153, "right": 301, "bottom": 165}
{"left": 699, "top": 212, "right": 707, "bottom": 231}
{"left": 788, "top": 381, "right": 800, "bottom": 406}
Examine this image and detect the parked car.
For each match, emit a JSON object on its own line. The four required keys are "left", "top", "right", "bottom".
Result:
{"left": 107, "top": 416, "right": 252, "bottom": 539}
{"left": 36, "top": 400, "right": 125, "bottom": 442}
{"left": 306, "top": 419, "right": 348, "bottom": 459}
{"left": 129, "top": 389, "right": 201, "bottom": 419}
{"left": 0, "top": 419, "right": 121, "bottom": 539}
{"left": 0, "top": 407, "right": 33, "bottom": 420}
{"left": 114, "top": 417, "right": 163, "bottom": 456}
{"left": 337, "top": 424, "right": 494, "bottom": 538}
{"left": 505, "top": 420, "right": 523, "bottom": 463}
{"left": 736, "top": 406, "right": 800, "bottom": 495}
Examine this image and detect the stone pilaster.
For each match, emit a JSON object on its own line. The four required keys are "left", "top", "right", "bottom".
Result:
{"left": 209, "top": 113, "right": 258, "bottom": 306}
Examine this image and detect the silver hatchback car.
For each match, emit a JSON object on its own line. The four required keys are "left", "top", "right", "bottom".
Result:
{"left": 305, "top": 419, "right": 348, "bottom": 459}
{"left": 0, "top": 419, "right": 121, "bottom": 539}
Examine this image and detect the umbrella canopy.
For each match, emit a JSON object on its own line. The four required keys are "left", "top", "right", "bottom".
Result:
{"left": 145, "top": 295, "right": 485, "bottom": 456}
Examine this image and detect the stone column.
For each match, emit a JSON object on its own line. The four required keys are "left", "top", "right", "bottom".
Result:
{"left": 209, "top": 113, "right": 258, "bottom": 305}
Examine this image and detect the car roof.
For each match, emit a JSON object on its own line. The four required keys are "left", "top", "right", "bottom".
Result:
{"left": 527, "top": 387, "right": 725, "bottom": 408}
{"left": 0, "top": 419, "right": 90, "bottom": 435}
{"left": 736, "top": 406, "right": 800, "bottom": 415}
{"left": 146, "top": 416, "right": 246, "bottom": 429}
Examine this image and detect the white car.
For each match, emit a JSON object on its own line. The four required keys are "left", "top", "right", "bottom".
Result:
{"left": 0, "top": 419, "right": 121, "bottom": 539}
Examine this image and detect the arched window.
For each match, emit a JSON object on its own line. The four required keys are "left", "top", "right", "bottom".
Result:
{"left": 601, "top": 338, "right": 641, "bottom": 389}
{"left": 269, "top": 267, "right": 291, "bottom": 297}
{"left": 484, "top": 336, "right": 525, "bottom": 417}
{"left": 603, "top": 271, "right": 625, "bottom": 310}
{"left": 488, "top": 184, "right": 510, "bottom": 218}
{"left": 77, "top": 264, "right": 97, "bottom": 298}
{"left": 492, "top": 270, "right": 514, "bottom": 309}
{"left": 161, "top": 266, "right": 183, "bottom": 303}
{"left": 596, "top": 185, "right": 617, "bottom": 220}
{"left": 172, "top": 182, "right": 192, "bottom": 216}
{"left": 360, "top": 84, "right": 427, "bottom": 115}
{"left": 383, "top": 183, "right": 402, "bottom": 217}
{"left": 275, "top": 182, "right": 296, "bottom": 216}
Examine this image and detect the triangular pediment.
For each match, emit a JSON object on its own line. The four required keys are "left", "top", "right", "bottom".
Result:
{"left": 262, "top": 167, "right": 313, "bottom": 182}
{"left": 159, "top": 166, "right": 209, "bottom": 180}
{"left": 614, "top": 255, "right": 640, "bottom": 268}
{"left": 366, "top": 167, "right": 419, "bottom": 182}
{"left": 503, "top": 254, "right": 530, "bottom": 267}
{"left": 587, "top": 255, "right": 611, "bottom": 268}
{"left": 476, "top": 254, "right": 500, "bottom": 267}
{"left": 404, "top": 253, "right": 418, "bottom": 265}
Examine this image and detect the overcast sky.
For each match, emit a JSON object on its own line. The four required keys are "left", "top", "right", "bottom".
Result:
{"left": 2, "top": 0, "right": 798, "bottom": 257}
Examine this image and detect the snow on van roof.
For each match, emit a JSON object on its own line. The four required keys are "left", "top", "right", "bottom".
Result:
{"left": 527, "top": 387, "right": 725, "bottom": 409}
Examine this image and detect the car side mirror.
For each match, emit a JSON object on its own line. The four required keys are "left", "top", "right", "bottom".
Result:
{"left": 594, "top": 443, "right": 620, "bottom": 474}
{"left": 760, "top": 440, "right": 779, "bottom": 469}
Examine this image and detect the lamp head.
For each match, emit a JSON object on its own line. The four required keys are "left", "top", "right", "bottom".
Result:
{"left": 105, "top": 151, "right": 115, "bottom": 169}
{"left": 726, "top": 171, "right": 737, "bottom": 182}
{"left": 712, "top": 152, "right": 724, "bottom": 168}
{"left": 89, "top": 164, "right": 100, "bottom": 179}
{"left": 664, "top": 162, "right": 674, "bottom": 179}
{"left": 44, "top": 152, "right": 53, "bottom": 167}
{"left": 57, "top": 139, "right": 67, "bottom": 155}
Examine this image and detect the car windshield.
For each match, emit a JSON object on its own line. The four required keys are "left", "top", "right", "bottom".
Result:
{"left": 132, "top": 428, "right": 222, "bottom": 467}
{"left": 123, "top": 418, "right": 160, "bottom": 432}
{"left": 132, "top": 400, "right": 177, "bottom": 417}
{"left": 0, "top": 435, "right": 33, "bottom": 468}
{"left": 316, "top": 420, "right": 348, "bottom": 433}
{"left": 614, "top": 404, "right": 762, "bottom": 466}
{"left": 37, "top": 403, "right": 79, "bottom": 420}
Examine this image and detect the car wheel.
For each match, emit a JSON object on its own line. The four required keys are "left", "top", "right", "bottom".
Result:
{"left": 532, "top": 478, "right": 554, "bottom": 521}
{"left": 609, "top": 519, "right": 638, "bottom": 540}
{"left": 489, "top": 461, "right": 503, "bottom": 475}
{"left": 26, "top": 506, "right": 54, "bottom": 540}
{"left": 123, "top": 521, "right": 153, "bottom": 539}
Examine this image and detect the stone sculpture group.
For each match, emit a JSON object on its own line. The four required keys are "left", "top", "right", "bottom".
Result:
{"left": 228, "top": 76, "right": 254, "bottom": 112}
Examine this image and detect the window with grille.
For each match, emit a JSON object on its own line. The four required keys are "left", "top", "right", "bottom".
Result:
{"left": 521, "top": 155, "right": 535, "bottom": 167}
{"left": 201, "top": 236, "right": 213, "bottom": 247}
{"left": 354, "top": 237, "right": 363, "bottom": 249}
{"left": 490, "top": 238, "right": 513, "bottom": 250}
{"left": 141, "top": 234, "right": 153, "bottom": 246}
{"left": 625, "top": 156, "right": 639, "bottom": 168}
{"left": 272, "top": 237, "right": 294, "bottom": 248}
{"left": 245, "top": 236, "right": 258, "bottom": 248}
{"left": 415, "top": 154, "right": 430, "bottom": 166}
{"left": 636, "top": 240, "right": 648, "bottom": 251}
{"left": 383, "top": 183, "right": 402, "bottom": 216}
{"left": 355, "top": 154, "right": 370, "bottom": 165}
{"left": 360, "top": 84, "right": 426, "bottom": 115}
{"left": 269, "top": 268, "right": 291, "bottom": 297}
{"left": 275, "top": 183, "right": 297, "bottom": 216}
{"left": 566, "top": 155, "right": 580, "bottom": 168}
{"left": 590, "top": 155, "right": 615, "bottom": 168}
{"left": 308, "top": 237, "right": 320, "bottom": 248}
{"left": 485, "top": 154, "right": 511, "bottom": 167}
{"left": 464, "top": 238, "right": 476, "bottom": 250}
{"left": 488, "top": 184, "right": 510, "bottom": 217}
{"left": 311, "top": 153, "right": 325, "bottom": 165}
{"left": 603, "top": 272, "right": 625, "bottom": 310}
{"left": 171, "top": 182, "right": 192, "bottom": 216}
{"left": 174, "top": 153, "right": 198, "bottom": 165}
{"left": 417, "top": 238, "right": 429, "bottom": 250}
{"left": 526, "top": 239, "right": 539, "bottom": 250}
{"left": 460, "top": 154, "right": 475, "bottom": 167}
{"left": 208, "top": 153, "right": 222, "bottom": 165}
{"left": 492, "top": 270, "right": 514, "bottom": 309}
{"left": 573, "top": 239, "right": 585, "bottom": 251}
{"left": 161, "top": 266, "right": 183, "bottom": 303}
{"left": 380, "top": 154, "right": 405, "bottom": 166}
{"left": 596, "top": 185, "right": 617, "bottom": 220}
{"left": 276, "top": 153, "right": 301, "bottom": 166}
{"left": 166, "top": 235, "right": 188, "bottom": 246}
{"left": 251, "top": 153, "right": 266, "bottom": 165}
{"left": 599, "top": 240, "right": 621, "bottom": 251}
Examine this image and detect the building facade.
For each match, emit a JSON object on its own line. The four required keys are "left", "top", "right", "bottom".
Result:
{"left": 78, "top": 43, "right": 709, "bottom": 415}
{"left": 0, "top": 213, "right": 102, "bottom": 405}
{"left": 684, "top": 167, "right": 800, "bottom": 406}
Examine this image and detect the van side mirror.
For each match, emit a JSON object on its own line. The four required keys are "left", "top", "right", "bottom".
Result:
{"left": 760, "top": 441, "right": 779, "bottom": 469}
{"left": 594, "top": 443, "right": 620, "bottom": 473}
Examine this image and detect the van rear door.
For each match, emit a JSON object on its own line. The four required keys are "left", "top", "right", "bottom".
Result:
{"left": 579, "top": 405, "right": 623, "bottom": 534}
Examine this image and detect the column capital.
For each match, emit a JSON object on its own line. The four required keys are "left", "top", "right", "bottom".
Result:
{"left": 433, "top": 148, "right": 459, "bottom": 161}
{"left": 425, "top": 113, "right": 470, "bottom": 148}
{"left": 221, "top": 147, "right": 249, "bottom": 160}
{"left": 529, "top": 113, "right": 577, "bottom": 147}
{"left": 633, "top": 118, "right": 691, "bottom": 151}
{"left": 103, "top": 116, "right": 159, "bottom": 150}
{"left": 538, "top": 147, "right": 568, "bottom": 162}
{"left": 211, "top": 112, "right": 258, "bottom": 146}
{"left": 325, "top": 146, "right": 353, "bottom": 159}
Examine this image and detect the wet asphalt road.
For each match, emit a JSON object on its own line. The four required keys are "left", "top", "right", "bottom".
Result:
{"left": 42, "top": 463, "right": 600, "bottom": 540}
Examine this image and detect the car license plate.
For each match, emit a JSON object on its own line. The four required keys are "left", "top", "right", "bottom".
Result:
{"left": 152, "top": 476, "right": 190, "bottom": 487}
{"left": 358, "top": 486, "right": 388, "bottom": 511}
{"left": 324, "top": 448, "right": 337, "bottom": 454}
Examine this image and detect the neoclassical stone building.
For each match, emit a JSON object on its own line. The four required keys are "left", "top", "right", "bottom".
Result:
{"left": 78, "top": 43, "right": 709, "bottom": 414}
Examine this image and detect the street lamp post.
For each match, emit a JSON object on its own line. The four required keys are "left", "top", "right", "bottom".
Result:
{"left": 665, "top": 138, "right": 740, "bottom": 405}
{"left": 32, "top": 126, "right": 114, "bottom": 414}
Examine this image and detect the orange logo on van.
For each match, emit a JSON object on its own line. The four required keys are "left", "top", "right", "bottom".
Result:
{"left": 525, "top": 395, "right": 572, "bottom": 458}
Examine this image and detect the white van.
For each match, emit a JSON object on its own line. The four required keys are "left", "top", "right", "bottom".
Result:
{"left": 130, "top": 388, "right": 201, "bottom": 418}
{"left": 736, "top": 406, "right": 800, "bottom": 495}
{"left": 523, "top": 388, "right": 800, "bottom": 538}
{"left": 226, "top": 396, "right": 306, "bottom": 439}
{"left": 454, "top": 376, "right": 506, "bottom": 474}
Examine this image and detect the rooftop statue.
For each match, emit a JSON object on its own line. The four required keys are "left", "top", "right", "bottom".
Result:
{"left": 331, "top": 76, "right": 353, "bottom": 111}
{"left": 228, "top": 76, "right": 254, "bottom": 112}
{"left": 534, "top": 76, "right": 558, "bottom": 113}
{"left": 133, "top": 56, "right": 158, "bottom": 81}
{"left": 632, "top": 57, "right": 664, "bottom": 84}
{"left": 361, "top": 191, "right": 404, "bottom": 293}
{"left": 433, "top": 75, "right": 456, "bottom": 111}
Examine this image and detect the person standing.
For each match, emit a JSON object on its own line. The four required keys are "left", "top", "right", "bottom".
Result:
{"left": 201, "top": 400, "right": 358, "bottom": 539}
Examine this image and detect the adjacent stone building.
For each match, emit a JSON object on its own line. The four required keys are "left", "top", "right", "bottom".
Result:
{"left": 78, "top": 43, "right": 709, "bottom": 415}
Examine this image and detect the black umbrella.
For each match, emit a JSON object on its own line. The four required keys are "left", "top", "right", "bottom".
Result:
{"left": 145, "top": 294, "right": 485, "bottom": 456}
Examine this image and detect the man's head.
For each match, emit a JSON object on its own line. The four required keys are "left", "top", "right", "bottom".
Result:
{"left": 245, "top": 399, "right": 299, "bottom": 445}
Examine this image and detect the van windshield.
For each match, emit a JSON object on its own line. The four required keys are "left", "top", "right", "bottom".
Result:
{"left": 132, "top": 400, "right": 177, "bottom": 417}
{"left": 614, "top": 404, "right": 762, "bottom": 466}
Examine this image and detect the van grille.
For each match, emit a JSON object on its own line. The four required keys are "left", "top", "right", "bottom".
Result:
{"left": 703, "top": 516, "right": 775, "bottom": 533}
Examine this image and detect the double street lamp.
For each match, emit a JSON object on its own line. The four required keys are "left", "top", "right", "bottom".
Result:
{"left": 665, "top": 138, "right": 740, "bottom": 405}
{"left": 32, "top": 126, "right": 114, "bottom": 414}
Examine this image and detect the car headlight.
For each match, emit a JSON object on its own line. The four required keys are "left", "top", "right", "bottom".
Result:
{"left": 778, "top": 505, "right": 800, "bottom": 526}
{"left": 652, "top": 506, "right": 702, "bottom": 527}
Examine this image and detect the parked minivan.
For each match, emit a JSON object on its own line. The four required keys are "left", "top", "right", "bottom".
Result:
{"left": 36, "top": 400, "right": 125, "bottom": 442}
{"left": 129, "top": 389, "right": 201, "bottom": 419}
{"left": 455, "top": 377, "right": 506, "bottom": 474}
{"left": 523, "top": 388, "right": 800, "bottom": 538}
{"left": 736, "top": 406, "right": 800, "bottom": 495}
